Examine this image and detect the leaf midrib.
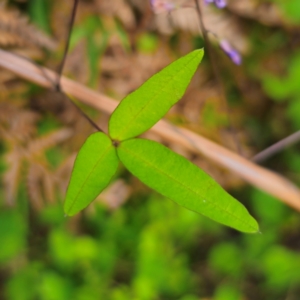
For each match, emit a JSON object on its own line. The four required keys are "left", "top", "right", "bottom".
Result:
{"left": 119, "top": 143, "right": 257, "bottom": 232}
{"left": 66, "top": 144, "right": 113, "bottom": 214}
{"left": 113, "top": 53, "right": 200, "bottom": 140}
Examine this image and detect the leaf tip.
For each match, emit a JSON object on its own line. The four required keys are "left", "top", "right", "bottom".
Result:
{"left": 63, "top": 204, "right": 73, "bottom": 217}
{"left": 244, "top": 218, "right": 260, "bottom": 234}
{"left": 194, "top": 47, "right": 204, "bottom": 57}
{"left": 63, "top": 199, "right": 79, "bottom": 217}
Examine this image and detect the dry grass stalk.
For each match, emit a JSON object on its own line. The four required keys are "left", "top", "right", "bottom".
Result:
{"left": 0, "top": 48, "right": 300, "bottom": 211}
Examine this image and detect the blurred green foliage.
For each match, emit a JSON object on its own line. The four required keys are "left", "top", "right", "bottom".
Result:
{"left": 271, "top": 0, "right": 300, "bottom": 23}
{"left": 28, "top": 0, "right": 51, "bottom": 33}
{"left": 1, "top": 189, "right": 300, "bottom": 299}
{"left": 2, "top": 0, "right": 300, "bottom": 299}
{"left": 262, "top": 51, "right": 300, "bottom": 129}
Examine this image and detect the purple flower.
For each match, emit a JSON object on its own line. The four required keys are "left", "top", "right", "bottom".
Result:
{"left": 150, "top": 0, "right": 176, "bottom": 14}
{"left": 204, "top": 0, "right": 226, "bottom": 9}
{"left": 219, "top": 40, "right": 242, "bottom": 65}
{"left": 214, "top": 0, "right": 226, "bottom": 8}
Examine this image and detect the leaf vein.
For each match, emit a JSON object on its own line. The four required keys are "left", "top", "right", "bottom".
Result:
{"left": 66, "top": 145, "right": 112, "bottom": 214}
{"left": 121, "top": 145, "right": 256, "bottom": 231}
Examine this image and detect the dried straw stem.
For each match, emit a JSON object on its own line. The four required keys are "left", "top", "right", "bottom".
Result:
{"left": 1, "top": 48, "right": 300, "bottom": 211}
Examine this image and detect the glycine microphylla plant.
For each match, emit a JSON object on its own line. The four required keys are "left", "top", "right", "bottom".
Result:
{"left": 64, "top": 49, "right": 259, "bottom": 233}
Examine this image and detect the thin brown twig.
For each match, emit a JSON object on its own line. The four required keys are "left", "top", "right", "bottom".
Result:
{"left": 10, "top": 51, "right": 104, "bottom": 133}
{"left": 56, "top": 0, "right": 79, "bottom": 89}
{"left": 61, "top": 92, "right": 103, "bottom": 132}
{"left": 253, "top": 130, "right": 300, "bottom": 163}
{"left": 53, "top": 0, "right": 103, "bottom": 132}
{"left": 194, "top": 0, "right": 243, "bottom": 155}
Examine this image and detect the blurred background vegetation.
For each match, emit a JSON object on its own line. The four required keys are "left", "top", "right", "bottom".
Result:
{"left": 1, "top": 0, "right": 300, "bottom": 299}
